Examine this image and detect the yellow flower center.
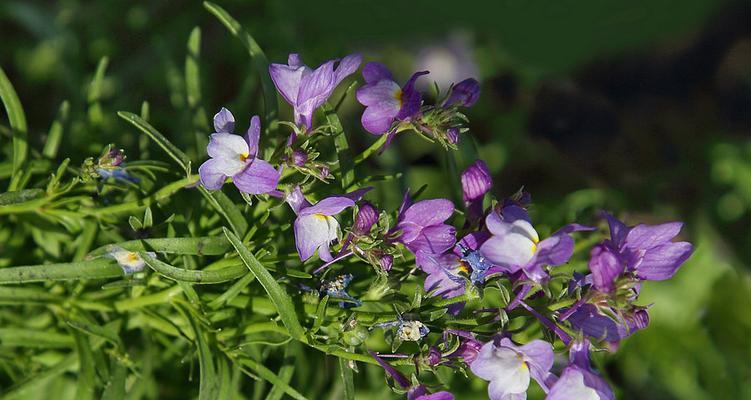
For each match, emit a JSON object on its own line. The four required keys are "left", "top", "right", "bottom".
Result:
{"left": 314, "top": 213, "right": 328, "bottom": 221}
{"left": 239, "top": 152, "right": 250, "bottom": 162}
{"left": 393, "top": 89, "right": 403, "bottom": 107}
{"left": 126, "top": 252, "right": 139, "bottom": 263}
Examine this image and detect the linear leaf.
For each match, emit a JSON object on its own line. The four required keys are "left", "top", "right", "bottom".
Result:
{"left": 203, "top": 1, "right": 277, "bottom": 122}
{"left": 339, "top": 357, "right": 355, "bottom": 400}
{"left": 199, "top": 187, "right": 248, "bottom": 236}
{"left": 0, "top": 66, "right": 28, "bottom": 190}
{"left": 142, "top": 254, "right": 248, "bottom": 284}
{"left": 176, "top": 303, "right": 219, "bottom": 400}
{"left": 43, "top": 100, "right": 69, "bottom": 158}
{"left": 235, "top": 356, "right": 308, "bottom": 400}
{"left": 117, "top": 111, "right": 191, "bottom": 174}
{"left": 223, "top": 228, "right": 306, "bottom": 341}
{"left": 0, "top": 258, "right": 122, "bottom": 284}
{"left": 72, "top": 330, "right": 96, "bottom": 400}
{"left": 323, "top": 103, "right": 355, "bottom": 189}
{"left": 88, "top": 236, "right": 232, "bottom": 257}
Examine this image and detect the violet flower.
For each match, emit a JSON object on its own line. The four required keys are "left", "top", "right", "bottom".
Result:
{"left": 356, "top": 62, "right": 429, "bottom": 135}
{"left": 269, "top": 53, "right": 361, "bottom": 131}
{"left": 198, "top": 108, "right": 281, "bottom": 194}
{"left": 469, "top": 337, "right": 554, "bottom": 400}
{"left": 546, "top": 340, "right": 614, "bottom": 400}
{"left": 601, "top": 212, "right": 693, "bottom": 282}
{"left": 461, "top": 160, "right": 492, "bottom": 222}
{"left": 286, "top": 186, "right": 369, "bottom": 262}
{"left": 393, "top": 193, "right": 456, "bottom": 256}
{"left": 479, "top": 205, "right": 594, "bottom": 282}
{"left": 565, "top": 303, "right": 650, "bottom": 345}
{"left": 353, "top": 201, "right": 379, "bottom": 235}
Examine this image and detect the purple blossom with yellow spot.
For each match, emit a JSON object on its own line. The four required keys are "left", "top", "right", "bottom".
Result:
{"left": 546, "top": 340, "right": 614, "bottom": 400}
{"left": 479, "top": 204, "right": 594, "bottom": 282}
{"left": 286, "top": 186, "right": 369, "bottom": 262}
{"left": 356, "top": 62, "right": 429, "bottom": 135}
{"left": 269, "top": 53, "right": 361, "bottom": 131}
{"left": 198, "top": 108, "right": 280, "bottom": 194}
{"left": 469, "top": 337, "right": 555, "bottom": 400}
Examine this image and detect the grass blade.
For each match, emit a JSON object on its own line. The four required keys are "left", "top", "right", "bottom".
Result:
{"left": 117, "top": 111, "right": 192, "bottom": 175}
{"left": 0, "top": 66, "right": 28, "bottom": 190}
{"left": 223, "top": 228, "right": 306, "bottom": 342}
{"left": 203, "top": 1, "right": 278, "bottom": 122}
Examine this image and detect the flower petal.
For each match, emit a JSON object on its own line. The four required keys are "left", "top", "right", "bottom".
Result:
{"left": 634, "top": 241, "right": 692, "bottom": 280}
{"left": 360, "top": 102, "right": 400, "bottom": 134}
{"left": 356, "top": 79, "right": 402, "bottom": 107}
{"left": 213, "top": 107, "right": 235, "bottom": 133}
{"left": 396, "top": 71, "right": 429, "bottom": 120}
{"left": 444, "top": 78, "right": 480, "bottom": 108}
{"left": 207, "top": 133, "right": 250, "bottom": 161}
{"left": 299, "top": 196, "right": 355, "bottom": 217}
{"left": 198, "top": 159, "right": 227, "bottom": 190}
{"left": 461, "top": 160, "right": 492, "bottom": 202}
{"left": 546, "top": 368, "right": 601, "bottom": 400}
{"left": 588, "top": 244, "right": 624, "bottom": 292}
{"left": 407, "top": 224, "right": 457, "bottom": 255}
{"left": 625, "top": 222, "right": 683, "bottom": 250}
{"left": 480, "top": 233, "right": 536, "bottom": 268}
{"left": 294, "top": 214, "right": 339, "bottom": 261}
{"left": 245, "top": 115, "right": 261, "bottom": 157}
{"left": 401, "top": 199, "right": 455, "bottom": 228}
{"left": 362, "top": 62, "right": 393, "bottom": 84}
{"left": 269, "top": 62, "right": 309, "bottom": 105}
{"left": 333, "top": 53, "right": 362, "bottom": 86}
{"left": 232, "top": 159, "right": 280, "bottom": 194}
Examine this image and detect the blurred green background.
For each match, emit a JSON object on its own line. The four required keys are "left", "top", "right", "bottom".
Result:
{"left": 2, "top": 0, "right": 751, "bottom": 398}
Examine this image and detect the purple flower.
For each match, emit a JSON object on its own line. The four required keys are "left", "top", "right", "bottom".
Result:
{"left": 479, "top": 205, "right": 594, "bottom": 282}
{"left": 565, "top": 303, "right": 649, "bottom": 345}
{"left": 469, "top": 338, "right": 554, "bottom": 400}
{"left": 286, "top": 186, "right": 369, "bottom": 262}
{"left": 588, "top": 244, "right": 624, "bottom": 293}
{"left": 394, "top": 194, "right": 456, "bottom": 256}
{"left": 356, "top": 62, "right": 429, "bottom": 135}
{"left": 443, "top": 78, "right": 480, "bottom": 108}
{"left": 461, "top": 160, "right": 492, "bottom": 221}
{"left": 269, "top": 53, "right": 361, "bottom": 131}
{"left": 546, "top": 340, "right": 614, "bottom": 400}
{"left": 199, "top": 108, "right": 280, "bottom": 194}
{"left": 602, "top": 212, "right": 693, "bottom": 281}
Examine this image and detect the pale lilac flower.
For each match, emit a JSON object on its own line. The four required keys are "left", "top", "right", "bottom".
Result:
{"left": 546, "top": 340, "right": 614, "bottom": 400}
{"left": 470, "top": 338, "right": 554, "bottom": 400}
{"left": 198, "top": 108, "right": 280, "bottom": 194}
{"left": 602, "top": 212, "right": 693, "bottom": 281}
{"left": 356, "top": 62, "right": 429, "bottom": 135}
{"left": 286, "top": 186, "right": 369, "bottom": 262}
{"left": 105, "top": 246, "right": 155, "bottom": 274}
{"left": 269, "top": 53, "right": 361, "bottom": 130}
{"left": 393, "top": 193, "right": 456, "bottom": 256}
{"left": 479, "top": 205, "right": 594, "bottom": 282}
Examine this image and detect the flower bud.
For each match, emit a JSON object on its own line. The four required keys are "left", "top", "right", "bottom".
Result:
{"left": 444, "top": 78, "right": 480, "bottom": 108}
{"left": 353, "top": 201, "right": 379, "bottom": 235}
{"left": 461, "top": 160, "right": 492, "bottom": 203}
{"left": 446, "top": 127, "right": 459, "bottom": 144}
{"left": 588, "top": 244, "right": 624, "bottom": 293}
{"left": 379, "top": 253, "right": 393, "bottom": 272}
{"left": 291, "top": 149, "right": 308, "bottom": 166}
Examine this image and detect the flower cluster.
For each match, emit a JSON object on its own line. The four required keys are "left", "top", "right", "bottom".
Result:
{"left": 191, "top": 52, "right": 693, "bottom": 399}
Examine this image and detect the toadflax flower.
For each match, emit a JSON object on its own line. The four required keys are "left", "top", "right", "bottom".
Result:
{"left": 286, "top": 186, "right": 370, "bottom": 262}
{"left": 479, "top": 203, "right": 594, "bottom": 282}
{"left": 599, "top": 212, "right": 693, "bottom": 283}
{"left": 565, "top": 303, "right": 650, "bottom": 346}
{"left": 105, "top": 246, "right": 155, "bottom": 274}
{"left": 546, "top": 340, "right": 614, "bottom": 400}
{"left": 393, "top": 193, "right": 456, "bottom": 256}
{"left": 470, "top": 337, "right": 554, "bottom": 400}
{"left": 442, "top": 78, "right": 481, "bottom": 108}
{"left": 199, "top": 108, "right": 280, "bottom": 194}
{"left": 356, "top": 62, "right": 429, "bottom": 135}
{"left": 269, "top": 53, "right": 361, "bottom": 131}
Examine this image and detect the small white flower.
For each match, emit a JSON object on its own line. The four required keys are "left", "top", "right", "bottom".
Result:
{"left": 105, "top": 246, "right": 155, "bottom": 274}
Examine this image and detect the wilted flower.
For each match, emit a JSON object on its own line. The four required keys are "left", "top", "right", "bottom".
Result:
{"left": 565, "top": 303, "right": 649, "bottom": 346}
{"left": 356, "top": 62, "right": 429, "bottom": 135}
{"left": 479, "top": 204, "right": 593, "bottom": 282}
{"left": 393, "top": 194, "right": 456, "bottom": 256}
{"left": 469, "top": 337, "right": 554, "bottom": 400}
{"left": 269, "top": 53, "right": 361, "bottom": 131}
{"left": 105, "top": 246, "right": 155, "bottom": 274}
{"left": 320, "top": 273, "right": 361, "bottom": 307}
{"left": 199, "top": 108, "right": 280, "bottom": 194}
{"left": 286, "top": 186, "right": 369, "bottom": 261}
{"left": 546, "top": 340, "right": 614, "bottom": 400}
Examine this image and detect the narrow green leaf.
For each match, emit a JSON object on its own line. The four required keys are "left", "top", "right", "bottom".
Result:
{"left": 72, "top": 330, "right": 97, "bottom": 400}
{"left": 0, "top": 258, "right": 122, "bottom": 284}
{"left": 0, "top": 328, "right": 73, "bottom": 348}
{"left": 43, "top": 100, "right": 69, "bottom": 158}
{"left": 323, "top": 103, "right": 355, "bottom": 189}
{"left": 66, "top": 319, "right": 123, "bottom": 348}
{"left": 186, "top": 26, "right": 209, "bottom": 155}
{"left": 339, "top": 357, "right": 355, "bottom": 400}
{"left": 203, "top": 1, "right": 277, "bottom": 122}
{"left": 88, "top": 236, "right": 232, "bottom": 257}
{"left": 142, "top": 253, "right": 247, "bottom": 284}
{"left": 175, "top": 303, "right": 219, "bottom": 400}
{"left": 87, "top": 57, "right": 109, "bottom": 126}
{"left": 117, "top": 111, "right": 191, "bottom": 174}
{"left": 311, "top": 295, "right": 329, "bottom": 334}
{"left": 0, "top": 66, "right": 28, "bottom": 190}
{"left": 101, "top": 359, "right": 127, "bottom": 400}
{"left": 199, "top": 187, "right": 248, "bottom": 236}
{"left": 223, "top": 228, "right": 306, "bottom": 341}
{"left": 208, "top": 271, "right": 256, "bottom": 309}
{"left": 266, "top": 342, "right": 298, "bottom": 400}
{"left": 234, "top": 356, "right": 308, "bottom": 400}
